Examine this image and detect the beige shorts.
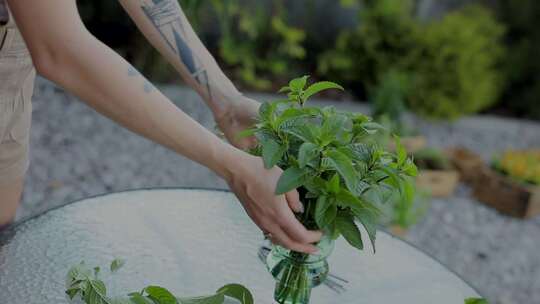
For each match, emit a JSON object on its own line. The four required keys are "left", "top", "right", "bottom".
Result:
{"left": 0, "top": 12, "right": 36, "bottom": 185}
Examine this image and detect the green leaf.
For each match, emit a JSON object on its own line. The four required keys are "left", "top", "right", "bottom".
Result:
{"left": 67, "top": 261, "right": 92, "bottom": 283}
{"left": 362, "top": 122, "right": 386, "bottom": 133}
{"left": 277, "top": 86, "right": 291, "bottom": 93}
{"left": 278, "top": 115, "right": 313, "bottom": 133}
{"left": 262, "top": 139, "right": 285, "bottom": 169}
{"left": 335, "top": 211, "right": 363, "bottom": 250}
{"left": 236, "top": 128, "right": 256, "bottom": 139}
{"left": 289, "top": 75, "right": 309, "bottom": 91}
{"left": 320, "top": 114, "right": 349, "bottom": 146}
{"left": 110, "top": 258, "right": 125, "bottom": 273}
{"left": 327, "top": 174, "right": 340, "bottom": 194}
{"left": 66, "top": 287, "right": 81, "bottom": 300}
{"left": 94, "top": 267, "right": 101, "bottom": 277}
{"left": 144, "top": 286, "right": 178, "bottom": 304}
{"left": 282, "top": 124, "right": 316, "bottom": 143}
{"left": 326, "top": 149, "right": 360, "bottom": 195}
{"left": 129, "top": 293, "right": 155, "bottom": 304}
{"left": 402, "top": 158, "right": 418, "bottom": 177}
{"left": 84, "top": 280, "right": 111, "bottom": 304}
{"left": 254, "top": 128, "right": 277, "bottom": 144}
{"left": 298, "top": 142, "right": 319, "bottom": 168}
{"left": 303, "top": 177, "right": 327, "bottom": 195}
{"left": 352, "top": 207, "right": 378, "bottom": 253}
{"left": 217, "top": 284, "right": 254, "bottom": 304}
{"left": 464, "top": 298, "right": 489, "bottom": 304}
{"left": 314, "top": 195, "right": 337, "bottom": 229}
{"left": 350, "top": 143, "right": 372, "bottom": 163}
{"left": 277, "top": 108, "right": 306, "bottom": 121}
{"left": 335, "top": 189, "right": 363, "bottom": 209}
{"left": 302, "top": 81, "right": 344, "bottom": 101}
{"left": 258, "top": 102, "right": 279, "bottom": 123}
{"left": 401, "top": 177, "right": 415, "bottom": 208}
{"left": 394, "top": 135, "right": 407, "bottom": 167}
{"left": 275, "top": 167, "right": 306, "bottom": 195}
{"left": 378, "top": 166, "right": 401, "bottom": 190}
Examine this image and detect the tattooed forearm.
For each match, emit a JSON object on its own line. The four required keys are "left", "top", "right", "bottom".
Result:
{"left": 128, "top": 66, "right": 156, "bottom": 93}
{"left": 141, "top": 0, "right": 212, "bottom": 100}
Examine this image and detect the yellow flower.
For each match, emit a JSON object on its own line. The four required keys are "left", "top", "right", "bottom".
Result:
{"left": 498, "top": 149, "right": 540, "bottom": 185}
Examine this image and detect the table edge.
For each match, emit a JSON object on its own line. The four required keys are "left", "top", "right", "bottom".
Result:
{"left": 2, "top": 186, "right": 484, "bottom": 298}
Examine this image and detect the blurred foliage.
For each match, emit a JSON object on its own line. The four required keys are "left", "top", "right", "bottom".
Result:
{"left": 210, "top": 0, "right": 306, "bottom": 90}
{"left": 409, "top": 5, "right": 506, "bottom": 119}
{"left": 371, "top": 70, "right": 411, "bottom": 135}
{"left": 413, "top": 148, "right": 452, "bottom": 170}
{"left": 78, "top": 0, "right": 306, "bottom": 86}
{"left": 319, "top": 1, "right": 506, "bottom": 120}
{"left": 319, "top": 0, "right": 419, "bottom": 98}
{"left": 495, "top": 0, "right": 540, "bottom": 120}
{"left": 378, "top": 183, "right": 430, "bottom": 229}
{"left": 493, "top": 149, "right": 540, "bottom": 185}
{"left": 76, "top": 0, "right": 540, "bottom": 121}
{"left": 78, "top": 0, "right": 178, "bottom": 82}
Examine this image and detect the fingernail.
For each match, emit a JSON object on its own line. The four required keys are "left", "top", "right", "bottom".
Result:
{"left": 299, "top": 203, "right": 305, "bottom": 213}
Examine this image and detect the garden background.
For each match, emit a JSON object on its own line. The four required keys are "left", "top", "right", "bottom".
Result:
{"left": 17, "top": 1, "right": 540, "bottom": 304}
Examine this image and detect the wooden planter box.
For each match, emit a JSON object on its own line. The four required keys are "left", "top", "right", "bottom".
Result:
{"left": 446, "top": 147, "right": 484, "bottom": 184}
{"left": 416, "top": 170, "right": 459, "bottom": 198}
{"left": 472, "top": 167, "right": 540, "bottom": 219}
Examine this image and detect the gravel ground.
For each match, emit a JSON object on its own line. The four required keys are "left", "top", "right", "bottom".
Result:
{"left": 15, "top": 77, "right": 540, "bottom": 304}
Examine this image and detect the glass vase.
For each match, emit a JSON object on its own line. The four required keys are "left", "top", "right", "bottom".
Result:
{"left": 265, "top": 234, "right": 335, "bottom": 304}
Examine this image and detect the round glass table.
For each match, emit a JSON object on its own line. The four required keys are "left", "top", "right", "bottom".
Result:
{"left": 0, "top": 188, "right": 480, "bottom": 303}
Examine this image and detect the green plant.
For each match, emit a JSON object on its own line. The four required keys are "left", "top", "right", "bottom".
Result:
{"left": 243, "top": 75, "right": 417, "bottom": 303}
{"left": 496, "top": 0, "right": 540, "bottom": 120}
{"left": 387, "top": 185, "right": 430, "bottom": 230}
{"left": 408, "top": 5, "right": 506, "bottom": 119}
{"left": 319, "top": 2, "right": 506, "bottom": 120}
{"left": 370, "top": 70, "right": 416, "bottom": 136}
{"left": 212, "top": 0, "right": 306, "bottom": 90}
{"left": 318, "top": 0, "right": 419, "bottom": 98}
{"left": 66, "top": 259, "right": 253, "bottom": 304}
{"left": 492, "top": 149, "right": 540, "bottom": 185}
{"left": 465, "top": 298, "right": 489, "bottom": 304}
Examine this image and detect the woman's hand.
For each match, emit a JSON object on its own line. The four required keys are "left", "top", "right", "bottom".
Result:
{"left": 222, "top": 149, "right": 323, "bottom": 254}
{"left": 215, "top": 96, "right": 260, "bottom": 150}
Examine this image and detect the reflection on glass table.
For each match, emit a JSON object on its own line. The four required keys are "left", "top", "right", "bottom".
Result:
{"left": 0, "top": 188, "right": 481, "bottom": 303}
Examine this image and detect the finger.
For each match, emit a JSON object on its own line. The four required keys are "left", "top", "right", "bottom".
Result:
{"left": 269, "top": 226, "right": 319, "bottom": 254}
{"left": 277, "top": 199, "right": 323, "bottom": 244}
{"left": 285, "top": 190, "right": 304, "bottom": 213}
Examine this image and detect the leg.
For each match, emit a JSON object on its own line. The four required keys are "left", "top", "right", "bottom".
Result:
{"left": 0, "top": 176, "right": 24, "bottom": 228}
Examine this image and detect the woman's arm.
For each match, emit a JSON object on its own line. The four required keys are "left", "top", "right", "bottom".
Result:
{"left": 7, "top": 0, "right": 320, "bottom": 253}
{"left": 118, "top": 0, "right": 258, "bottom": 149}
{"left": 117, "top": 0, "right": 239, "bottom": 118}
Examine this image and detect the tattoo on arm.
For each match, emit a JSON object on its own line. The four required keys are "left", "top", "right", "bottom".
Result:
{"left": 141, "top": 0, "right": 212, "bottom": 101}
{"left": 128, "top": 66, "right": 156, "bottom": 93}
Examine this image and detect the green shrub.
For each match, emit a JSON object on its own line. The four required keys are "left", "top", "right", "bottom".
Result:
{"left": 371, "top": 70, "right": 411, "bottom": 135}
{"left": 319, "top": 2, "right": 506, "bottom": 120}
{"left": 212, "top": 0, "right": 306, "bottom": 90}
{"left": 496, "top": 0, "right": 540, "bottom": 120}
{"left": 408, "top": 5, "right": 506, "bottom": 119}
{"left": 318, "top": 0, "right": 419, "bottom": 98}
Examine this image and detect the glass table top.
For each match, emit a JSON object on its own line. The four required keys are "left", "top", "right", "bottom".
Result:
{"left": 0, "top": 188, "right": 480, "bottom": 303}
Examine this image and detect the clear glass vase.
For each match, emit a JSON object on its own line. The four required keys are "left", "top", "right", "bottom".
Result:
{"left": 265, "top": 234, "right": 335, "bottom": 304}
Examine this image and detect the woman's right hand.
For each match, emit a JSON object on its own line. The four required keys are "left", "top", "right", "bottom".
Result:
{"left": 222, "top": 149, "right": 322, "bottom": 254}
